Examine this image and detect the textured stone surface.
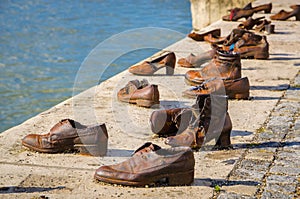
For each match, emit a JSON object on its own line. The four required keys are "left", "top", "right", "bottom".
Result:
{"left": 0, "top": 0, "right": 300, "bottom": 198}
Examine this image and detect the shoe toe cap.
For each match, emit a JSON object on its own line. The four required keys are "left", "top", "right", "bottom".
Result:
{"left": 22, "top": 134, "right": 40, "bottom": 148}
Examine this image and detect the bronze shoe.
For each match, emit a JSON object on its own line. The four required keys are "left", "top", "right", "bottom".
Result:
{"left": 188, "top": 28, "right": 221, "bottom": 42}
{"left": 118, "top": 83, "right": 160, "bottom": 108}
{"left": 128, "top": 52, "right": 176, "bottom": 75}
{"left": 255, "top": 19, "right": 272, "bottom": 32}
{"left": 228, "top": 35, "right": 269, "bottom": 59}
{"left": 251, "top": 2, "right": 272, "bottom": 13}
{"left": 222, "top": 8, "right": 255, "bottom": 21}
{"left": 228, "top": 2, "right": 272, "bottom": 14}
{"left": 165, "top": 94, "right": 232, "bottom": 150}
{"left": 185, "top": 50, "right": 241, "bottom": 85}
{"left": 177, "top": 50, "right": 216, "bottom": 68}
{"left": 94, "top": 142, "right": 195, "bottom": 186}
{"left": 270, "top": 5, "right": 300, "bottom": 21}
{"left": 183, "top": 77, "right": 250, "bottom": 100}
{"left": 22, "top": 119, "right": 108, "bottom": 156}
{"left": 238, "top": 16, "right": 265, "bottom": 30}
{"left": 150, "top": 108, "right": 192, "bottom": 136}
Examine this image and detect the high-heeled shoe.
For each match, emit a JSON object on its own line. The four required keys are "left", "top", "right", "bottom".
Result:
{"left": 228, "top": 2, "right": 272, "bottom": 14}
{"left": 223, "top": 3, "right": 272, "bottom": 21}
{"left": 270, "top": 5, "right": 300, "bottom": 21}
{"left": 128, "top": 52, "right": 176, "bottom": 75}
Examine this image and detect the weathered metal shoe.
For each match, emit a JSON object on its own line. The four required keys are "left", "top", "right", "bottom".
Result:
{"left": 238, "top": 16, "right": 266, "bottom": 30}
{"left": 118, "top": 82, "right": 160, "bottom": 108}
{"left": 22, "top": 119, "right": 108, "bottom": 156}
{"left": 223, "top": 3, "right": 272, "bottom": 21}
{"left": 94, "top": 142, "right": 195, "bottom": 186}
{"left": 270, "top": 5, "right": 300, "bottom": 21}
{"left": 222, "top": 8, "right": 255, "bottom": 21}
{"left": 188, "top": 28, "right": 221, "bottom": 42}
{"left": 150, "top": 108, "right": 192, "bottom": 136}
{"left": 225, "top": 35, "right": 269, "bottom": 59}
{"left": 185, "top": 50, "right": 241, "bottom": 85}
{"left": 183, "top": 77, "right": 250, "bottom": 100}
{"left": 177, "top": 50, "right": 216, "bottom": 68}
{"left": 165, "top": 94, "right": 232, "bottom": 150}
{"left": 128, "top": 52, "right": 176, "bottom": 75}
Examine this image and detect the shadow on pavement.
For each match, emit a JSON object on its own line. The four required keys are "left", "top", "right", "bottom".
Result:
{"left": 0, "top": 186, "right": 65, "bottom": 194}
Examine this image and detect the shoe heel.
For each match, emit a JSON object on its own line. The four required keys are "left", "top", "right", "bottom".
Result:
{"left": 295, "top": 13, "right": 300, "bottom": 21}
{"left": 167, "top": 170, "right": 194, "bottom": 186}
{"left": 229, "top": 92, "right": 249, "bottom": 100}
{"left": 166, "top": 65, "right": 174, "bottom": 75}
{"left": 254, "top": 51, "right": 269, "bottom": 59}
{"left": 75, "top": 144, "right": 107, "bottom": 157}
{"left": 136, "top": 99, "right": 159, "bottom": 108}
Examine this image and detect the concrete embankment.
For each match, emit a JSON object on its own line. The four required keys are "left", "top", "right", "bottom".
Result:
{"left": 0, "top": 0, "right": 299, "bottom": 198}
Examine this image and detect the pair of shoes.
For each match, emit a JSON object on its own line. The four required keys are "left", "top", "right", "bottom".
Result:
{"left": 94, "top": 142, "right": 195, "bottom": 186}
{"left": 223, "top": 2, "right": 272, "bottom": 21}
{"left": 22, "top": 119, "right": 108, "bottom": 156}
{"left": 150, "top": 94, "right": 232, "bottom": 150}
{"left": 128, "top": 52, "right": 176, "bottom": 75}
{"left": 117, "top": 79, "right": 160, "bottom": 108}
{"left": 190, "top": 29, "right": 269, "bottom": 60}
{"left": 184, "top": 50, "right": 250, "bottom": 100}
{"left": 270, "top": 5, "right": 300, "bottom": 21}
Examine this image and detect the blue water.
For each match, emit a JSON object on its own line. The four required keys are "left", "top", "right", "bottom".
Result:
{"left": 0, "top": 0, "right": 192, "bottom": 132}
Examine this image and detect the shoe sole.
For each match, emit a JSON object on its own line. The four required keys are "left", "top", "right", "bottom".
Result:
{"left": 21, "top": 141, "right": 106, "bottom": 156}
{"left": 94, "top": 169, "right": 194, "bottom": 187}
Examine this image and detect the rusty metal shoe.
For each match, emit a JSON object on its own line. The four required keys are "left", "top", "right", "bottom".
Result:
{"left": 165, "top": 94, "right": 232, "bottom": 150}
{"left": 150, "top": 108, "right": 192, "bottom": 137}
{"left": 222, "top": 8, "right": 255, "bottom": 21}
{"left": 21, "top": 119, "right": 108, "bottom": 156}
{"left": 183, "top": 77, "right": 250, "bottom": 100}
{"left": 228, "top": 35, "right": 269, "bottom": 59}
{"left": 185, "top": 50, "right": 241, "bottom": 86}
{"left": 228, "top": 2, "right": 272, "bottom": 14}
{"left": 118, "top": 83, "right": 160, "bottom": 108}
{"left": 238, "top": 16, "right": 266, "bottom": 30}
{"left": 177, "top": 50, "right": 216, "bottom": 68}
{"left": 94, "top": 142, "right": 195, "bottom": 186}
{"left": 224, "top": 3, "right": 272, "bottom": 21}
{"left": 270, "top": 5, "right": 300, "bottom": 21}
{"left": 128, "top": 52, "right": 176, "bottom": 75}
{"left": 188, "top": 28, "right": 221, "bottom": 42}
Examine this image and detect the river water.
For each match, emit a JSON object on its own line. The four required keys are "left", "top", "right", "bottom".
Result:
{"left": 0, "top": 0, "right": 192, "bottom": 132}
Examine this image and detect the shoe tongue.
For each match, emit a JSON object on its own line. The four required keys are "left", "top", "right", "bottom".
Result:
{"left": 132, "top": 142, "right": 161, "bottom": 156}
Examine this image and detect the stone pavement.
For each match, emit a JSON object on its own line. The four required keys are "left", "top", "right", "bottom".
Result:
{"left": 218, "top": 73, "right": 300, "bottom": 199}
{"left": 0, "top": 0, "right": 299, "bottom": 198}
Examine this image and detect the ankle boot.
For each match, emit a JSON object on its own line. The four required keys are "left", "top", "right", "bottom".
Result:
{"left": 22, "top": 119, "right": 108, "bottom": 156}
{"left": 165, "top": 94, "right": 232, "bottom": 150}
{"left": 185, "top": 50, "right": 241, "bottom": 86}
